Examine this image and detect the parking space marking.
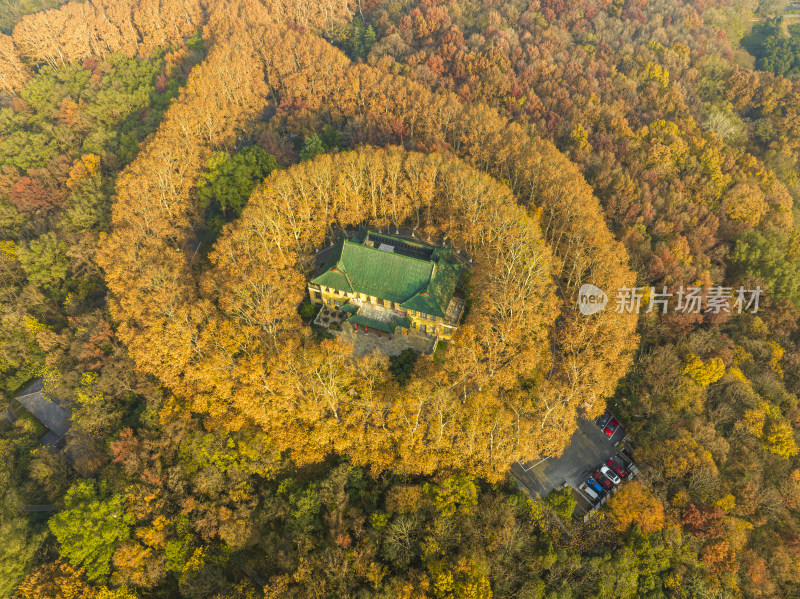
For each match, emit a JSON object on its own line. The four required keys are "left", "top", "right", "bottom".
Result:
{"left": 518, "top": 456, "right": 549, "bottom": 471}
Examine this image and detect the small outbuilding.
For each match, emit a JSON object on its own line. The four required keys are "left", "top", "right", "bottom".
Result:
{"left": 5, "top": 378, "right": 71, "bottom": 449}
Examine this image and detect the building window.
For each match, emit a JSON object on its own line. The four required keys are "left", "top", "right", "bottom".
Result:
{"left": 334, "top": 300, "right": 341, "bottom": 307}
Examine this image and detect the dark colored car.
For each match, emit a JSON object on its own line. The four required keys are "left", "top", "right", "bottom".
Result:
{"left": 595, "top": 411, "right": 612, "bottom": 428}
{"left": 594, "top": 471, "right": 613, "bottom": 489}
{"left": 606, "top": 457, "right": 627, "bottom": 478}
{"left": 587, "top": 478, "right": 605, "bottom": 495}
{"left": 604, "top": 417, "right": 619, "bottom": 437}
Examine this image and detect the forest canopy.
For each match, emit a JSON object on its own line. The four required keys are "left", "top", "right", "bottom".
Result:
{"left": 0, "top": 0, "right": 799, "bottom": 597}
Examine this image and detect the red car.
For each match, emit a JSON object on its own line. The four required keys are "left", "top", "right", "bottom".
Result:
{"left": 594, "top": 470, "right": 613, "bottom": 489}
{"left": 606, "top": 457, "right": 627, "bottom": 478}
{"left": 604, "top": 417, "right": 619, "bottom": 437}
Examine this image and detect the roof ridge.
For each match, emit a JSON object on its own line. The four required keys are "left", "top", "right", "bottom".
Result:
{"left": 15, "top": 390, "right": 63, "bottom": 402}
{"left": 343, "top": 238, "right": 436, "bottom": 266}
{"left": 422, "top": 259, "right": 462, "bottom": 316}
{"left": 366, "top": 229, "right": 435, "bottom": 247}
{"left": 335, "top": 259, "right": 355, "bottom": 290}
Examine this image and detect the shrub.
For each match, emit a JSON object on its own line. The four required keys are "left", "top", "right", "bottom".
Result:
{"left": 299, "top": 301, "right": 319, "bottom": 321}
{"left": 370, "top": 511, "right": 390, "bottom": 529}
{"left": 389, "top": 349, "right": 418, "bottom": 385}
{"left": 545, "top": 487, "right": 577, "bottom": 522}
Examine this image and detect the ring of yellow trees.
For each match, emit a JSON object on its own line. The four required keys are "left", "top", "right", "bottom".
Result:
{"left": 99, "top": 15, "right": 638, "bottom": 479}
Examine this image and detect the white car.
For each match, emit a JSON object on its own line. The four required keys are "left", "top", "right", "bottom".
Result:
{"left": 600, "top": 464, "right": 621, "bottom": 485}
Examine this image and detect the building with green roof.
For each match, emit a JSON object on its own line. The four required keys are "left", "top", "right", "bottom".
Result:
{"left": 308, "top": 230, "right": 466, "bottom": 344}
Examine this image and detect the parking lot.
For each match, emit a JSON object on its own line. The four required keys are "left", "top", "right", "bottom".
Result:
{"left": 512, "top": 415, "right": 626, "bottom": 494}
{"left": 511, "top": 412, "right": 637, "bottom": 519}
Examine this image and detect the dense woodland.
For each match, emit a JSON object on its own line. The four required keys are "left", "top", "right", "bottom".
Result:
{"left": 0, "top": 0, "right": 799, "bottom": 597}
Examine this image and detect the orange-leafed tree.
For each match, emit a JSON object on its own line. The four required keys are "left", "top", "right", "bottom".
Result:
{"left": 700, "top": 538, "right": 738, "bottom": 576}
{"left": 14, "top": 559, "right": 99, "bottom": 599}
{"left": 606, "top": 480, "right": 665, "bottom": 534}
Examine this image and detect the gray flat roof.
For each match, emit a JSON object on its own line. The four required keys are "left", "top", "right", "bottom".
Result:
{"left": 15, "top": 379, "right": 71, "bottom": 438}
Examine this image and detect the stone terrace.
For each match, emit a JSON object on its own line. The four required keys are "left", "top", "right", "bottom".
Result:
{"left": 336, "top": 323, "right": 436, "bottom": 357}
{"left": 313, "top": 305, "right": 435, "bottom": 356}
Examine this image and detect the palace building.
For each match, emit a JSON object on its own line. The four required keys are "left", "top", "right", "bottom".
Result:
{"left": 308, "top": 230, "right": 466, "bottom": 343}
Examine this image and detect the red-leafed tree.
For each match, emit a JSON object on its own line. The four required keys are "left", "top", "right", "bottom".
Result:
{"left": 9, "top": 176, "right": 61, "bottom": 213}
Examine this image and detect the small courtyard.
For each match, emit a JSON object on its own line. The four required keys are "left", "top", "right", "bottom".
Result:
{"left": 314, "top": 305, "right": 435, "bottom": 357}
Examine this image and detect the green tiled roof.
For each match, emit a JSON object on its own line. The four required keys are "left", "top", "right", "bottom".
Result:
{"left": 346, "top": 314, "right": 397, "bottom": 334}
{"left": 312, "top": 237, "right": 353, "bottom": 292}
{"left": 394, "top": 315, "right": 412, "bottom": 330}
{"left": 313, "top": 266, "right": 353, "bottom": 292}
{"left": 313, "top": 240, "right": 432, "bottom": 302}
{"left": 339, "top": 302, "right": 359, "bottom": 313}
{"left": 401, "top": 260, "right": 462, "bottom": 318}
{"left": 312, "top": 232, "right": 464, "bottom": 318}
{"left": 346, "top": 313, "right": 413, "bottom": 334}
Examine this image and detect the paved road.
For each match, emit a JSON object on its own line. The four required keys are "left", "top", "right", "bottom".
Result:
{"left": 512, "top": 416, "right": 626, "bottom": 497}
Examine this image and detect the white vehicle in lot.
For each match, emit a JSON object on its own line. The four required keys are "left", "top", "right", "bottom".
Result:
{"left": 580, "top": 483, "right": 599, "bottom": 501}
{"left": 600, "top": 464, "right": 621, "bottom": 485}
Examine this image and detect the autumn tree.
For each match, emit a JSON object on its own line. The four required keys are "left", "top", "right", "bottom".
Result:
{"left": 681, "top": 502, "right": 726, "bottom": 539}
{"left": 606, "top": 481, "right": 665, "bottom": 534}
{"left": 0, "top": 33, "right": 30, "bottom": 93}
{"left": 700, "top": 539, "right": 738, "bottom": 576}
{"left": 14, "top": 559, "right": 99, "bottom": 599}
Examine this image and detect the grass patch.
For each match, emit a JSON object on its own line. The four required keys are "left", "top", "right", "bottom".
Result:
{"left": 433, "top": 340, "right": 448, "bottom": 364}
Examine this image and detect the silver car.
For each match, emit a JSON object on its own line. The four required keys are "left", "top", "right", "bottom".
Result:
{"left": 600, "top": 464, "right": 621, "bottom": 485}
